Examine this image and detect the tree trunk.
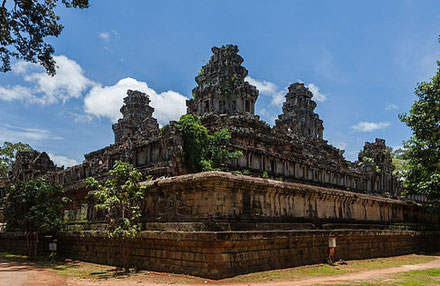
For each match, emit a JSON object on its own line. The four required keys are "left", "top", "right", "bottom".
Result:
{"left": 122, "top": 240, "right": 129, "bottom": 273}
{"left": 25, "top": 232, "right": 31, "bottom": 259}
{"left": 33, "top": 232, "right": 39, "bottom": 261}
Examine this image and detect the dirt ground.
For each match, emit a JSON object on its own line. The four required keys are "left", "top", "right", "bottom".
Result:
{"left": 0, "top": 258, "right": 66, "bottom": 286}
{"left": 1, "top": 255, "right": 440, "bottom": 286}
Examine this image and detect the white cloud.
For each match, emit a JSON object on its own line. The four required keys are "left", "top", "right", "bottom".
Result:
{"left": 270, "top": 90, "right": 287, "bottom": 107}
{"left": 48, "top": 153, "right": 79, "bottom": 168}
{"left": 333, "top": 141, "right": 347, "bottom": 150}
{"left": 306, "top": 83, "right": 327, "bottom": 102}
{"left": 66, "top": 112, "right": 94, "bottom": 123}
{"left": 245, "top": 76, "right": 277, "bottom": 95}
{"left": 98, "top": 32, "right": 110, "bottom": 41}
{"left": 351, "top": 121, "right": 390, "bottom": 132}
{"left": 246, "top": 76, "right": 327, "bottom": 107}
{"left": 84, "top": 77, "right": 187, "bottom": 125}
{"left": 259, "top": 108, "right": 278, "bottom": 125}
{"left": 0, "top": 124, "right": 63, "bottom": 142}
{"left": 2, "top": 56, "right": 187, "bottom": 126}
{"left": 23, "top": 55, "right": 95, "bottom": 104}
{"left": 0, "top": 85, "right": 35, "bottom": 102}
{"left": 5, "top": 56, "right": 95, "bottom": 104}
{"left": 385, "top": 102, "right": 399, "bottom": 110}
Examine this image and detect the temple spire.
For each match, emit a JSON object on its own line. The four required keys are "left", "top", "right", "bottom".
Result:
{"left": 275, "top": 83, "right": 324, "bottom": 139}
{"left": 112, "top": 90, "right": 159, "bottom": 144}
{"left": 186, "top": 45, "right": 259, "bottom": 116}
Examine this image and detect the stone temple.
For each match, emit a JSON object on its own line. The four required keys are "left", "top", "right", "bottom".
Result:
{"left": 1, "top": 45, "right": 438, "bottom": 279}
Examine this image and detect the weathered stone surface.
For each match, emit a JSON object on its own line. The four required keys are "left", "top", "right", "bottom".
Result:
{"left": 1, "top": 44, "right": 435, "bottom": 279}
{"left": 1, "top": 229, "right": 439, "bottom": 279}
{"left": 112, "top": 89, "right": 159, "bottom": 144}
{"left": 187, "top": 45, "right": 259, "bottom": 116}
{"left": 11, "top": 150, "right": 62, "bottom": 181}
{"left": 275, "top": 82, "right": 324, "bottom": 139}
{"left": 7, "top": 45, "right": 404, "bottom": 200}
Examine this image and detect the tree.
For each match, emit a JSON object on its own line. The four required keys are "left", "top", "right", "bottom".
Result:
{"left": 86, "top": 161, "right": 147, "bottom": 273}
{"left": 174, "top": 114, "right": 242, "bottom": 173}
{"left": 0, "top": 141, "right": 33, "bottom": 178}
{"left": 389, "top": 147, "right": 408, "bottom": 181}
{"left": 399, "top": 52, "right": 440, "bottom": 207}
{"left": 2, "top": 178, "right": 68, "bottom": 260}
{"left": 0, "top": 0, "right": 89, "bottom": 75}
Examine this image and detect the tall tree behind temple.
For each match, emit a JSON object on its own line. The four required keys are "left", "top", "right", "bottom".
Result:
{"left": 399, "top": 39, "right": 440, "bottom": 207}
{"left": 0, "top": 141, "right": 33, "bottom": 178}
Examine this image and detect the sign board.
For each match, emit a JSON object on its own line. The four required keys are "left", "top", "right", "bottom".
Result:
{"left": 49, "top": 242, "right": 57, "bottom": 251}
{"left": 328, "top": 237, "right": 336, "bottom": 248}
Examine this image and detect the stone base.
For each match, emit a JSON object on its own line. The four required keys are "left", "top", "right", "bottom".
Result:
{"left": 54, "top": 229, "right": 440, "bottom": 279}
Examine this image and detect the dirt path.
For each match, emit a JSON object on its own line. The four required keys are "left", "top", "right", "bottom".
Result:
{"left": 249, "top": 255, "right": 440, "bottom": 286}
{"left": 67, "top": 255, "right": 440, "bottom": 286}
{"left": 0, "top": 258, "right": 66, "bottom": 286}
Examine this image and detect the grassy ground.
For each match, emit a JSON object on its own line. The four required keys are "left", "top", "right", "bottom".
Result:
{"left": 324, "top": 268, "right": 440, "bottom": 286}
{"left": 225, "top": 254, "right": 436, "bottom": 284}
{"left": 0, "top": 252, "right": 437, "bottom": 285}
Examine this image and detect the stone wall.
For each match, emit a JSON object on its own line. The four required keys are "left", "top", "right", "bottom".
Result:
{"left": 1, "top": 229, "right": 437, "bottom": 279}
{"left": 141, "top": 172, "right": 432, "bottom": 224}
{"left": 2, "top": 171, "right": 439, "bottom": 279}
{"left": 63, "top": 172, "right": 437, "bottom": 230}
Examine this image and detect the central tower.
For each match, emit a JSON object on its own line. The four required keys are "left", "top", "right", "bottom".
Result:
{"left": 186, "top": 45, "right": 259, "bottom": 116}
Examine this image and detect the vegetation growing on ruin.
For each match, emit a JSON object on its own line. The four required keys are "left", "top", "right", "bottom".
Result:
{"left": 2, "top": 178, "right": 68, "bottom": 260}
{"left": 399, "top": 44, "right": 440, "bottom": 208}
{"left": 174, "top": 114, "right": 242, "bottom": 173}
{"left": 86, "top": 161, "right": 148, "bottom": 272}
{"left": 0, "top": 0, "right": 89, "bottom": 75}
{"left": 0, "top": 141, "right": 33, "bottom": 178}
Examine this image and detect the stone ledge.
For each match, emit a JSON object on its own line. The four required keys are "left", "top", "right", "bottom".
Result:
{"left": 142, "top": 171, "right": 416, "bottom": 206}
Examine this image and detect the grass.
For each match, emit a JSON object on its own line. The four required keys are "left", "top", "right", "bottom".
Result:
{"left": 225, "top": 254, "right": 436, "bottom": 284}
{"left": 0, "top": 251, "right": 203, "bottom": 284}
{"left": 0, "top": 252, "right": 437, "bottom": 285}
{"left": 326, "top": 268, "right": 440, "bottom": 286}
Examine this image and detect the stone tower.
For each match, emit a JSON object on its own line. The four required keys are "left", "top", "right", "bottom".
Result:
{"left": 186, "top": 45, "right": 259, "bottom": 116}
{"left": 112, "top": 90, "right": 159, "bottom": 144}
{"left": 275, "top": 83, "right": 324, "bottom": 139}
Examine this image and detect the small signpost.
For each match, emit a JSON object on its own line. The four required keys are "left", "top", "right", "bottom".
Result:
{"left": 328, "top": 237, "right": 336, "bottom": 264}
{"left": 48, "top": 239, "right": 57, "bottom": 263}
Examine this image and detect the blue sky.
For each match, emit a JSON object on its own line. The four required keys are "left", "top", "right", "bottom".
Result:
{"left": 1, "top": 0, "right": 439, "bottom": 167}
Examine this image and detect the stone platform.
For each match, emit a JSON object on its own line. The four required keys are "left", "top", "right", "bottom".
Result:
{"left": 2, "top": 172, "right": 439, "bottom": 279}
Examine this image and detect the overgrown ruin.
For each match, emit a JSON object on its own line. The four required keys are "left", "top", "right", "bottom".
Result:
{"left": 10, "top": 45, "right": 402, "bottom": 198}
{"left": 1, "top": 45, "right": 437, "bottom": 279}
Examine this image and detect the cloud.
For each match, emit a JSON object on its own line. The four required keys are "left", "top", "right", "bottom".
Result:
{"left": 306, "top": 83, "right": 327, "bottom": 102}
{"left": 385, "top": 103, "right": 399, "bottom": 110}
{"left": 246, "top": 76, "right": 327, "bottom": 107}
{"left": 0, "top": 85, "right": 35, "bottom": 102}
{"left": 245, "top": 76, "right": 277, "bottom": 95}
{"left": 2, "top": 55, "right": 187, "bottom": 126}
{"left": 333, "top": 141, "right": 347, "bottom": 150}
{"left": 48, "top": 153, "right": 79, "bottom": 168}
{"left": 269, "top": 90, "right": 286, "bottom": 106}
{"left": 351, "top": 121, "right": 390, "bottom": 132}
{"left": 98, "top": 32, "right": 110, "bottom": 41}
{"left": 66, "top": 112, "right": 95, "bottom": 123}
{"left": 84, "top": 77, "right": 188, "bottom": 125}
{"left": 259, "top": 108, "right": 278, "bottom": 125}
{"left": 5, "top": 56, "right": 95, "bottom": 104}
{"left": 0, "top": 124, "right": 63, "bottom": 142}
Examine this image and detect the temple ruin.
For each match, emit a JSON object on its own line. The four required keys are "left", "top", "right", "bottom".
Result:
{"left": 1, "top": 45, "right": 437, "bottom": 279}
{"left": 8, "top": 45, "right": 402, "bottom": 198}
